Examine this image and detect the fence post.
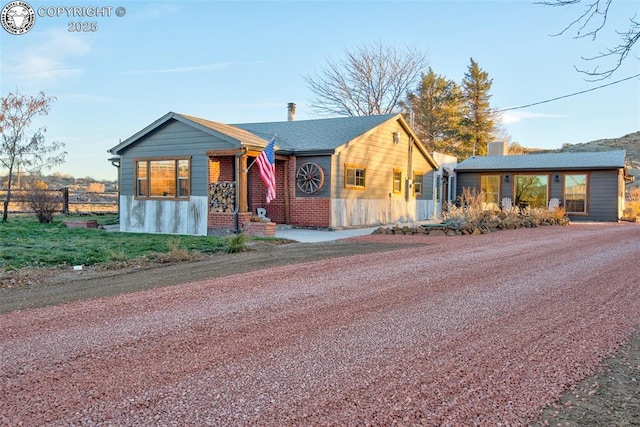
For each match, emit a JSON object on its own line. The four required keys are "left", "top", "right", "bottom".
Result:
{"left": 62, "top": 187, "right": 69, "bottom": 215}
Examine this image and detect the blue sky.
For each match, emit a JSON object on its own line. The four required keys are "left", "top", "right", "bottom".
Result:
{"left": 1, "top": 0, "right": 639, "bottom": 180}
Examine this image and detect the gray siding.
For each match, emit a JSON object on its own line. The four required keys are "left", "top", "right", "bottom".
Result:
{"left": 456, "top": 173, "right": 479, "bottom": 198}
{"left": 549, "top": 172, "right": 563, "bottom": 201}
{"left": 578, "top": 170, "right": 620, "bottom": 221}
{"left": 412, "top": 151, "right": 433, "bottom": 200}
{"left": 119, "top": 120, "right": 238, "bottom": 197}
{"left": 423, "top": 170, "right": 435, "bottom": 199}
{"left": 456, "top": 169, "right": 622, "bottom": 221}
{"left": 294, "top": 156, "right": 332, "bottom": 198}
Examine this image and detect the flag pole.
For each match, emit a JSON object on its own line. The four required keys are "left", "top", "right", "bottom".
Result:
{"left": 245, "top": 135, "right": 276, "bottom": 172}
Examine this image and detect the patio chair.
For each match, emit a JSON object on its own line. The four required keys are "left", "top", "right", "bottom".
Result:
{"left": 548, "top": 198, "right": 560, "bottom": 211}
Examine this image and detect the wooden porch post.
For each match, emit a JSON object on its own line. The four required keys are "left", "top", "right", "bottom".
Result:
{"left": 284, "top": 158, "right": 291, "bottom": 224}
{"left": 238, "top": 153, "right": 248, "bottom": 212}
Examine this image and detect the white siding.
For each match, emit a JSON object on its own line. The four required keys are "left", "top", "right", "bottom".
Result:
{"left": 120, "top": 195, "right": 208, "bottom": 235}
{"left": 331, "top": 198, "right": 417, "bottom": 228}
{"left": 415, "top": 199, "right": 434, "bottom": 221}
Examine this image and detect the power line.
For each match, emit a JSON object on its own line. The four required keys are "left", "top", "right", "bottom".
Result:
{"left": 497, "top": 73, "right": 640, "bottom": 112}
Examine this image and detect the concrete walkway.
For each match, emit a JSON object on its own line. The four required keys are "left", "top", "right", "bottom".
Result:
{"left": 274, "top": 220, "right": 442, "bottom": 243}
{"left": 105, "top": 222, "right": 440, "bottom": 243}
{"left": 274, "top": 226, "right": 381, "bottom": 243}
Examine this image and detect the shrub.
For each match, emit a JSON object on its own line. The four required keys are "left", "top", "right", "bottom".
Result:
{"left": 226, "top": 233, "right": 248, "bottom": 253}
{"left": 25, "top": 187, "right": 63, "bottom": 223}
{"left": 623, "top": 187, "right": 640, "bottom": 220}
{"left": 441, "top": 186, "right": 569, "bottom": 231}
{"left": 441, "top": 187, "right": 484, "bottom": 227}
{"left": 153, "top": 237, "right": 197, "bottom": 263}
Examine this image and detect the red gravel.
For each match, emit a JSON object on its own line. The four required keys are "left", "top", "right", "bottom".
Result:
{"left": 1, "top": 223, "right": 639, "bottom": 425}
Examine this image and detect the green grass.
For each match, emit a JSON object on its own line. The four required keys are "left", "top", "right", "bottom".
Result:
{"left": 0, "top": 215, "right": 241, "bottom": 270}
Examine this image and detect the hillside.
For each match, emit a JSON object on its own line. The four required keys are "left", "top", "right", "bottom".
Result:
{"left": 556, "top": 131, "right": 640, "bottom": 170}
{"left": 522, "top": 131, "right": 640, "bottom": 187}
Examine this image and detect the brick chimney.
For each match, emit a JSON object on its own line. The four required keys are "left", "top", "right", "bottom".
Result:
{"left": 287, "top": 102, "right": 296, "bottom": 121}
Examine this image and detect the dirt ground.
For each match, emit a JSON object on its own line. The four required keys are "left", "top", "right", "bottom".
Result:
{"left": 1, "top": 226, "right": 638, "bottom": 425}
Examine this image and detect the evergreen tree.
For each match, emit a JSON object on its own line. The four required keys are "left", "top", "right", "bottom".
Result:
{"left": 460, "top": 58, "right": 496, "bottom": 158}
{"left": 402, "top": 68, "right": 464, "bottom": 154}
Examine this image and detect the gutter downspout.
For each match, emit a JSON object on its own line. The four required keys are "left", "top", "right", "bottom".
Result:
{"left": 108, "top": 152, "right": 121, "bottom": 221}
{"left": 234, "top": 147, "right": 247, "bottom": 234}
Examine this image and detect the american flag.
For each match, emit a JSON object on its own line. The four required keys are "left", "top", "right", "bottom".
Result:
{"left": 256, "top": 137, "right": 276, "bottom": 203}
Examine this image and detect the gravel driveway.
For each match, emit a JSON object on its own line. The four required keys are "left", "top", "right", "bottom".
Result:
{"left": 1, "top": 223, "right": 639, "bottom": 425}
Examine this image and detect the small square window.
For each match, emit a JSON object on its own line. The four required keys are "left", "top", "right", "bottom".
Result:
{"left": 345, "top": 164, "right": 366, "bottom": 189}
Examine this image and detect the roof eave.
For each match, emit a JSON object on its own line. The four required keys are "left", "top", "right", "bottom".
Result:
{"left": 284, "top": 149, "right": 335, "bottom": 156}
{"left": 395, "top": 114, "right": 439, "bottom": 170}
{"left": 455, "top": 166, "right": 624, "bottom": 172}
{"left": 109, "top": 112, "right": 265, "bottom": 155}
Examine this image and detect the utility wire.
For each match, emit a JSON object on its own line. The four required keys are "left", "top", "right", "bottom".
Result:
{"left": 497, "top": 73, "right": 640, "bottom": 112}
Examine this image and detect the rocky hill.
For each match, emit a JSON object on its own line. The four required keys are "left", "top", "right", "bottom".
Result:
{"left": 525, "top": 131, "right": 640, "bottom": 187}
{"left": 556, "top": 131, "right": 640, "bottom": 170}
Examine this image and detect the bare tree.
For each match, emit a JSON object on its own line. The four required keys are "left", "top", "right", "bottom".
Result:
{"left": 537, "top": 0, "right": 639, "bottom": 79}
{"left": 1, "top": 91, "right": 66, "bottom": 221}
{"left": 304, "top": 41, "right": 428, "bottom": 117}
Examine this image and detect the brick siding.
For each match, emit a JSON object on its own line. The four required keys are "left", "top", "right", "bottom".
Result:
{"left": 290, "top": 197, "right": 331, "bottom": 228}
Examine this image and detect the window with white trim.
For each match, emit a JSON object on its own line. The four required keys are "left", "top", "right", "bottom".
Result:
{"left": 413, "top": 173, "right": 423, "bottom": 195}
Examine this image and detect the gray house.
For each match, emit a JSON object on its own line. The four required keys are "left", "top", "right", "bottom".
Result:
{"left": 108, "top": 109, "right": 441, "bottom": 235}
{"left": 455, "top": 148, "right": 632, "bottom": 222}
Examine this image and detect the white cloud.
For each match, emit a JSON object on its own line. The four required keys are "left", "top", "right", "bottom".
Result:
{"left": 499, "top": 110, "right": 566, "bottom": 125}
{"left": 2, "top": 30, "right": 91, "bottom": 83}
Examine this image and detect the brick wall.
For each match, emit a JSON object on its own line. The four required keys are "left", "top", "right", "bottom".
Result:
{"left": 210, "top": 155, "right": 333, "bottom": 230}
{"left": 290, "top": 197, "right": 331, "bottom": 228}
{"left": 209, "top": 157, "right": 234, "bottom": 182}
{"left": 207, "top": 212, "right": 251, "bottom": 232}
{"left": 249, "top": 159, "right": 287, "bottom": 223}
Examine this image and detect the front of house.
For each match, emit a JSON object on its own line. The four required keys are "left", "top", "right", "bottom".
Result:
{"left": 455, "top": 147, "right": 632, "bottom": 222}
{"left": 108, "top": 110, "right": 442, "bottom": 235}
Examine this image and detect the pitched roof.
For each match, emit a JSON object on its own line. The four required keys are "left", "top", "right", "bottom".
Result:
{"left": 109, "top": 112, "right": 438, "bottom": 169}
{"left": 233, "top": 114, "right": 397, "bottom": 154}
{"left": 177, "top": 113, "right": 270, "bottom": 148}
{"left": 109, "top": 112, "right": 269, "bottom": 155}
{"left": 455, "top": 150, "right": 627, "bottom": 171}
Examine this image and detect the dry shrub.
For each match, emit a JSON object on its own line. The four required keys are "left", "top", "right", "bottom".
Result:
{"left": 153, "top": 238, "right": 197, "bottom": 263}
{"left": 86, "top": 182, "right": 105, "bottom": 193}
{"left": 24, "top": 183, "right": 63, "bottom": 223}
{"left": 623, "top": 187, "right": 640, "bottom": 220}
{"left": 442, "top": 187, "right": 569, "bottom": 229}
{"left": 442, "top": 187, "right": 484, "bottom": 227}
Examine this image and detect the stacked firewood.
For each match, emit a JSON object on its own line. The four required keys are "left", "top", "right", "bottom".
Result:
{"left": 209, "top": 182, "right": 236, "bottom": 212}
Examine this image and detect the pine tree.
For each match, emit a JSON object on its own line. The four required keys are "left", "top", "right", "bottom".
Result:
{"left": 403, "top": 68, "right": 465, "bottom": 154}
{"left": 460, "top": 58, "right": 496, "bottom": 158}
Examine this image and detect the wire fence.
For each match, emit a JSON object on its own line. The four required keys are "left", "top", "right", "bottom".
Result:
{"left": 1, "top": 188, "right": 118, "bottom": 215}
